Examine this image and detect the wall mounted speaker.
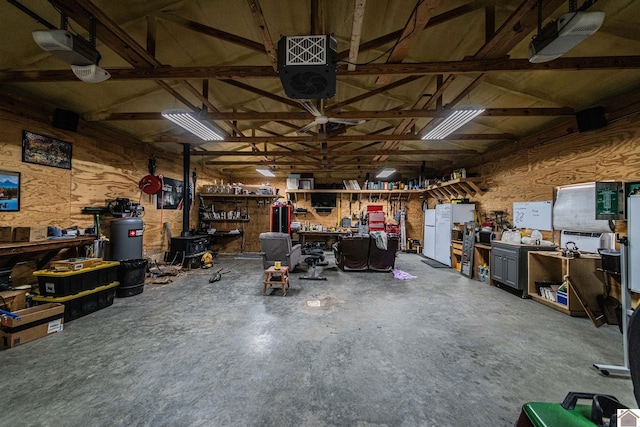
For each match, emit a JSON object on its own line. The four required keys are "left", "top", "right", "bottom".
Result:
{"left": 277, "top": 35, "right": 337, "bottom": 99}
{"left": 576, "top": 106, "right": 607, "bottom": 133}
{"left": 52, "top": 108, "right": 79, "bottom": 132}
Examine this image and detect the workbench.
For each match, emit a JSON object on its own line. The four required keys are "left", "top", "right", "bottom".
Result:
{"left": 0, "top": 236, "right": 96, "bottom": 271}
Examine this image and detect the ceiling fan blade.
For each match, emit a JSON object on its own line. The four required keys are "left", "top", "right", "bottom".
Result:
{"left": 297, "top": 121, "right": 318, "bottom": 134}
{"left": 297, "top": 100, "right": 322, "bottom": 117}
{"left": 327, "top": 118, "right": 365, "bottom": 126}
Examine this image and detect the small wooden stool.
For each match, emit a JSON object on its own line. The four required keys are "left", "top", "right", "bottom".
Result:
{"left": 263, "top": 266, "right": 290, "bottom": 296}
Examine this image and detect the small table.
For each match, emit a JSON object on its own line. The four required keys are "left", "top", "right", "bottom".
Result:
{"left": 263, "top": 266, "right": 290, "bottom": 296}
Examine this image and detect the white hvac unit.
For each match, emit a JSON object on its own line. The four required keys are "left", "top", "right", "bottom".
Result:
{"left": 529, "top": 11, "right": 605, "bottom": 63}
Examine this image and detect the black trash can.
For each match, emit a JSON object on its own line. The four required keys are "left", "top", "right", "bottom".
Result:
{"left": 116, "top": 259, "right": 148, "bottom": 298}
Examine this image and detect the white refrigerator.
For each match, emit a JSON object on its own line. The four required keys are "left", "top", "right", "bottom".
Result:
{"left": 434, "top": 204, "right": 475, "bottom": 266}
{"left": 423, "top": 209, "right": 436, "bottom": 259}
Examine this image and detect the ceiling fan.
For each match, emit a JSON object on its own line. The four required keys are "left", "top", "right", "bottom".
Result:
{"left": 296, "top": 100, "right": 365, "bottom": 134}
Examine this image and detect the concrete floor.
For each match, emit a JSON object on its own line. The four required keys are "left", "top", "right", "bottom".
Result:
{"left": 1, "top": 253, "right": 635, "bottom": 426}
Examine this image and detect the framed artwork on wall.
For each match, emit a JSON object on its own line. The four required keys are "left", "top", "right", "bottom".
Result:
{"left": 157, "top": 177, "right": 184, "bottom": 210}
{"left": 0, "top": 170, "right": 20, "bottom": 211}
{"left": 22, "top": 130, "right": 72, "bottom": 170}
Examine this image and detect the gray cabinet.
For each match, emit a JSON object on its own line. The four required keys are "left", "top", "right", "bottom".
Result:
{"left": 491, "top": 241, "right": 556, "bottom": 297}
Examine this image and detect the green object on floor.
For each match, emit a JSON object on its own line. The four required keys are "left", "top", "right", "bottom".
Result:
{"left": 521, "top": 402, "right": 595, "bottom": 427}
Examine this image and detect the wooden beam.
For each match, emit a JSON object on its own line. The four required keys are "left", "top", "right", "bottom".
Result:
{"left": 375, "top": 0, "right": 441, "bottom": 85}
{"left": 475, "top": 0, "right": 565, "bottom": 59}
{"left": 310, "top": 0, "right": 325, "bottom": 35}
{"left": 84, "top": 107, "right": 574, "bottom": 122}
{"left": 50, "top": 0, "right": 156, "bottom": 67}
{"left": 347, "top": 0, "right": 367, "bottom": 72}
{"left": 336, "top": 0, "right": 491, "bottom": 60}
{"left": 326, "top": 76, "right": 422, "bottom": 111}
{"left": 191, "top": 149, "right": 478, "bottom": 157}
{"left": 156, "top": 133, "right": 513, "bottom": 144}
{"left": 5, "top": 56, "right": 640, "bottom": 82}
{"left": 179, "top": 81, "right": 240, "bottom": 137}
{"left": 375, "top": 75, "right": 457, "bottom": 160}
{"left": 146, "top": 15, "right": 157, "bottom": 57}
{"left": 156, "top": 81, "right": 197, "bottom": 111}
{"left": 246, "top": 0, "right": 278, "bottom": 71}
{"left": 155, "top": 12, "right": 266, "bottom": 53}
{"left": 218, "top": 80, "right": 301, "bottom": 109}
{"left": 205, "top": 159, "right": 442, "bottom": 166}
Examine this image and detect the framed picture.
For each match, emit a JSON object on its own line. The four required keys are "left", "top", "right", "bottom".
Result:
{"left": 0, "top": 170, "right": 20, "bottom": 211}
{"left": 22, "top": 130, "right": 72, "bottom": 170}
{"left": 156, "top": 177, "right": 184, "bottom": 210}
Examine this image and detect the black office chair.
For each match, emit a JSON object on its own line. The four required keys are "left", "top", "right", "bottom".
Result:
{"left": 301, "top": 247, "right": 327, "bottom": 281}
{"left": 516, "top": 308, "right": 640, "bottom": 426}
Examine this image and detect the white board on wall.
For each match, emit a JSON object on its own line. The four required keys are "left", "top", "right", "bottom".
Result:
{"left": 513, "top": 201, "right": 553, "bottom": 231}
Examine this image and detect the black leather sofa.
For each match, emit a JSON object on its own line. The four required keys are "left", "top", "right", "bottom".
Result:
{"left": 334, "top": 234, "right": 399, "bottom": 272}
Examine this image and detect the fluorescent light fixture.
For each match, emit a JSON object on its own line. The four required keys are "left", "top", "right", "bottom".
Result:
{"left": 376, "top": 168, "right": 396, "bottom": 179}
{"left": 162, "top": 109, "right": 223, "bottom": 141}
{"left": 421, "top": 105, "right": 485, "bottom": 140}
{"left": 256, "top": 167, "right": 276, "bottom": 177}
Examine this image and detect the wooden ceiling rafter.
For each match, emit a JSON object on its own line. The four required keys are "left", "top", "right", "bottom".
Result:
{"left": 246, "top": 0, "right": 278, "bottom": 71}
{"left": 326, "top": 76, "right": 422, "bottom": 112}
{"left": 375, "top": 0, "right": 441, "bottom": 85}
{"left": 374, "top": 75, "right": 457, "bottom": 161}
{"left": 190, "top": 149, "right": 478, "bottom": 157}
{"left": 205, "top": 159, "right": 446, "bottom": 167}
{"left": 156, "top": 133, "right": 513, "bottom": 145}
{"left": 335, "top": 0, "right": 492, "bottom": 61}
{"left": 83, "top": 107, "right": 574, "bottom": 122}
{"left": 179, "top": 81, "right": 243, "bottom": 137}
{"left": 415, "top": 0, "right": 567, "bottom": 134}
{"left": 4, "top": 56, "right": 640, "bottom": 82}
{"left": 155, "top": 12, "right": 266, "bottom": 54}
{"left": 347, "top": 0, "right": 367, "bottom": 72}
{"left": 49, "top": 0, "right": 235, "bottom": 140}
{"left": 219, "top": 80, "right": 301, "bottom": 109}
{"left": 311, "top": 0, "right": 325, "bottom": 35}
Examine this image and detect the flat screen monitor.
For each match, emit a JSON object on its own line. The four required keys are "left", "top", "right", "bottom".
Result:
{"left": 311, "top": 192, "right": 337, "bottom": 208}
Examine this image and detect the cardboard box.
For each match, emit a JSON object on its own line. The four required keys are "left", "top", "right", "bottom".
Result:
{"left": 1, "top": 303, "right": 64, "bottom": 349}
{"left": 0, "top": 226, "right": 12, "bottom": 242}
{"left": 13, "top": 226, "right": 48, "bottom": 242}
{"left": 50, "top": 257, "right": 103, "bottom": 272}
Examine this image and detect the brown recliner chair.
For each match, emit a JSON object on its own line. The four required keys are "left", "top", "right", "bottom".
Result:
{"left": 368, "top": 234, "right": 399, "bottom": 271}
{"left": 259, "top": 232, "right": 302, "bottom": 271}
{"left": 334, "top": 235, "right": 370, "bottom": 271}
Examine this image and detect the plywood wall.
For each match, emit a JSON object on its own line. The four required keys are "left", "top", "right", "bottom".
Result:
{"left": 0, "top": 110, "right": 221, "bottom": 261}
{"left": 468, "top": 114, "right": 640, "bottom": 240}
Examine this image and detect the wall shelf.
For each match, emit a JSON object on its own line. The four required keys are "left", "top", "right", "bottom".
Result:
{"left": 198, "top": 193, "right": 281, "bottom": 202}
{"left": 201, "top": 218, "right": 250, "bottom": 222}
{"left": 286, "top": 189, "right": 420, "bottom": 202}
{"left": 422, "top": 178, "right": 484, "bottom": 201}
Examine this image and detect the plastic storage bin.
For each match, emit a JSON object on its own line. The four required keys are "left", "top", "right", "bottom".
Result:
{"left": 32, "top": 281, "right": 119, "bottom": 322}
{"left": 34, "top": 261, "right": 119, "bottom": 297}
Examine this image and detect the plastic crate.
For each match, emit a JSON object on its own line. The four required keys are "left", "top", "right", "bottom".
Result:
{"left": 34, "top": 261, "right": 120, "bottom": 297}
{"left": 32, "top": 282, "right": 119, "bottom": 322}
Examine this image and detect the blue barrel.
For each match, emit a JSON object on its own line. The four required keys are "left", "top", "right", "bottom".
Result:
{"left": 109, "top": 217, "right": 144, "bottom": 261}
